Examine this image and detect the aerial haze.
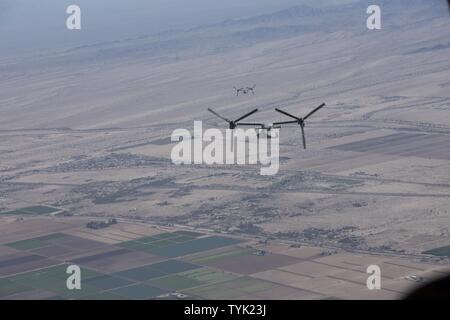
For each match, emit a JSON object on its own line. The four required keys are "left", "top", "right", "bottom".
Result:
{"left": 0, "top": 0, "right": 357, "bottom": 56}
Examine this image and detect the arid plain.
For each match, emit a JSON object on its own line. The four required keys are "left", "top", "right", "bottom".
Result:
{"left": 1, "top": 1, "right": 450, "bottom": 299}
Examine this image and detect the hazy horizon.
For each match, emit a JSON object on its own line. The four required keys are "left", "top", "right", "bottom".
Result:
{"left": 0, "top": 0, "right": 359, "bottom": 56}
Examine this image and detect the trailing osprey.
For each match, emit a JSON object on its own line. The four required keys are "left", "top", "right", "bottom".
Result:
{"left": 234, "top": 85, "right": 256, "bottom": 96}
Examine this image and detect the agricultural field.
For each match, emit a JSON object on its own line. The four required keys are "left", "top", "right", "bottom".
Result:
{"left": 1, "top": 217, "right": 449, "bottom": 300}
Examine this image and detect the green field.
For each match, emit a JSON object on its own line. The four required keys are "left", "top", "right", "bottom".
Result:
{"left": 118, "top": 232, "right": 192, "bottom": 249}
{"left": 20, "top": 206, "right": 61, "bottom": 215}
{"left": 152, "top": 232, "right": 182, "bottom": 240}
{"left": 6, "top": 238, "right": 49, "bottom": 250}
{"left": 147, "top": 236, "right": 243, "bottom": 258}
{"left": 148, "top": 274, "right": 202, "bottom": 291}
{"left": 36, "top": 233, "right": 67, "bottom": 241}
{"left": 6, "top": 233, "right": 74, "bottom": 251}
{"left": 0, "top": 279, "right": 32, "bottom": 298}
{"left": 191, "top": 247, "right": 252, "bottom": 264}
{"left": 0, "top": 205, "right": 60, "bottom": 216}
{"left": 170, "top": 235, "right": 198, "bottom": 243}
{"left": 115, "top": 260, "right": 199, "bottom": 282}
{"left": 118, "top": 230, "right": 204, "bottom": 247}
{"left": 149, "top": 260, "right": 199, "bottom": 274}
{"left": 85, "top": 275, "right": 134, "bottom": 290}
{"left": 172, "top": 231, "right": 204, "bottom": 238}
{"left": 2, "top": 263, "right": 167, "bottom": 300}
{"left": 4, "top": 264, "right": 104, "bottom": 299}
{"left": 0, "top": 229, "right": 253, "bottom": 300}
{"left": 135, "top": 236, "right": 160, "bottom": 244}
{"left": 117, "top": 231, "right": 206, "bottom": 255}
{"left": 0, "top": 210, "right": 28, "bottom": 215}
{"left": 423, "top": 245, "right": 450, "bottom": 257}
{"left": 180, "top": 268, "right": 238, "bottom": 285}
{"left": 115, "top": 265, "right": 168, "bottom": 281}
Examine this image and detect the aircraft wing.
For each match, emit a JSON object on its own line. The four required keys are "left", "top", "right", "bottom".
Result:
{"left": 273, "top": 120, "right": 298, "bottom": 126}
{"left": 236, "top": 123, "right": 265, "bottom": 127}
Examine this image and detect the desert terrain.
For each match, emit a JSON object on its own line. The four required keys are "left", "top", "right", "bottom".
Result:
{"left": 1, "top": 0, "right": 450, "bottom": 299}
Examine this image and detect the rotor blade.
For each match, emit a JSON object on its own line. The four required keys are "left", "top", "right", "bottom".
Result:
{"left": 301, "top": 124, "right": 306, "bottom": 149}
{"left": 208, "top": 108, "right": 231, "bottom": 123}
{"left": 303, "top": 103, "right": 326, "bottom": 121}
{"left": 234, "top": 108, "right": 259, "bottom": 123}
{"left": 275, "top": 108, "right": 302, "bottom": 121}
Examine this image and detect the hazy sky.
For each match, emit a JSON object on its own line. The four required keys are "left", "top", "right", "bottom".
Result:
{"left": 0, "top": 0, "right": 356, "bottom": 56}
